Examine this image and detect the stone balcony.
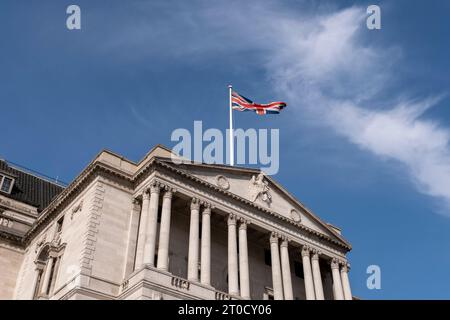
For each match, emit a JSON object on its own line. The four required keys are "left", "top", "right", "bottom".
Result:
{"left": 119, "top": 265, "right": 239, "bottom": 300}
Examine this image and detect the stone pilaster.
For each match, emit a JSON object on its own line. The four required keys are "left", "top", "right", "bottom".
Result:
{"left": 133, "top": 196, "right": 146, "bottom": 269}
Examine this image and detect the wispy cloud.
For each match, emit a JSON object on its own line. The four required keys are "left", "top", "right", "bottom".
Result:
{"left": 101, "top": 1, "right": 450, "bottom": 213}
{"left": 253, "top": 5, "right": 450, "bottom": 213}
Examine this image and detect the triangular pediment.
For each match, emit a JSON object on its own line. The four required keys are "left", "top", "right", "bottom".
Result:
{"left": 156, "top": 159, "right": 350, "bottom": 249}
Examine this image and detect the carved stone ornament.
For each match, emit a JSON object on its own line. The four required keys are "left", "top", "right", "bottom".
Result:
{"left": 51, "top": 231, "right": 62, "bottom": 247}
{"left": 71, "top": 199, "right": 83, "bottom": 220}
{"left": 216, "top": 175, "right": 230, "bottom": 190}
{"left": 248, "top": 173, "right": 272, "bottom": 206}
{"left": 35, "top": 233, "right": 47, "bottom": 253}
{"left": 290, "top": 209, "right": 301, "bottom": 222}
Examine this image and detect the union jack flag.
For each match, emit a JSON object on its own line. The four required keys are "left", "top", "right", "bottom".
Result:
{"left": 231, "top": 90, "right": 287, "bottom": 115}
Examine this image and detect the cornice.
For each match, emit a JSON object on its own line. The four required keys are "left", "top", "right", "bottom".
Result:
{"left": 22, "top": 155, "right": 351, "bottom": 252}
{"left": 154, "top": 160, "right": 351, "bottom": 251}
{"left": 24, "top": 162, "right": 134, "bottom": 244}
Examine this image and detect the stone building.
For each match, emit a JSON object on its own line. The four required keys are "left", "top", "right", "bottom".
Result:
{"left": 0, "top": 145, "right": 353, "bottom": 300}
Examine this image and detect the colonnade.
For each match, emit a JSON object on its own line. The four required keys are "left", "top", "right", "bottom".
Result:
{"left": 133, "top": 182, "right": 352, "bottom": 300}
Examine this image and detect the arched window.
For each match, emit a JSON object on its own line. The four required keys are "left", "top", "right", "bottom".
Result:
{"left": 33, "top": 243, "right": 64, "bottom": 300}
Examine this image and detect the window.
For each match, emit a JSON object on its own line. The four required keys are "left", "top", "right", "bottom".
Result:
{"left": 32, "top": 269, "right": 44, "bottom": 300}
{"left": 33, "top": 246, "right": 64, "bottom": 299}
{"left": 0, "top": 175, "right": 14, "bottom": 194}
{"left": 56, "top": 216, "right": 64, "bottom": 232}
{"left": 294, "top": 261, "right": 304, "bottom": 279}
{"left": 264, "top": 249, "right": 271, "bottom": 266}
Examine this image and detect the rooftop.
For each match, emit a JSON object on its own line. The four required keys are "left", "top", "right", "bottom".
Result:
{"left": 0, "top": 159, "right": 65, "bottom": 212}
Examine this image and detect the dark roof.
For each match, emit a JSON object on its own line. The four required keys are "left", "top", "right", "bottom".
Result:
{"left": 0, "top": 160, "right": 65, "bottom": 213}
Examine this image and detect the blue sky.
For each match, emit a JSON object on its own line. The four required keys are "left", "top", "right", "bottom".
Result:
{"left": 1, "top": 0, "right": 450, "bottom": 299}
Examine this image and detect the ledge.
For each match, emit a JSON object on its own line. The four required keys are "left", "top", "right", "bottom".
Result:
{"left": 120, "top": 265, "right": 238, "bottom": 301}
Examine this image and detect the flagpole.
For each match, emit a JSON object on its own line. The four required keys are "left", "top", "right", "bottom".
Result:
{"left": 228, "top": 84, "right": 234, "bottom": 166}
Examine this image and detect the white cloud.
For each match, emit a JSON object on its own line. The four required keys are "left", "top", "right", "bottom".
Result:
{"left": 104, "top": 1, "right": 450, "bottom": 213}
{"left": 249, "top": 5, "right": 450, "bottom": 213}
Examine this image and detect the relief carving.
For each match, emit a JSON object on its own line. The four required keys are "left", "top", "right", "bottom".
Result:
{"left": 71, "top": 200, "right": 83, "bottom": 220}
{"left": 215, "top": 175, "right": 230, "bottom": 190}
{"left": 248, "top": 173, "right": 272, "bottom": 206}
{"left": 35, "top": 233, "right": 47, "bottom": 253}
{"left": 290, "top": 209, "right": 301, "bottom": 222}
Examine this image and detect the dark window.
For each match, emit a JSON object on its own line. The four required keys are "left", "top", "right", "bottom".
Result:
{"left": 33, "top": 269, "right": 43, "bottom": 299}
{"left": 46, "top": 259, "right": 57, "bottom": 295}
{"left": 264, "top": 249, "right": 271, "bottom": 266}
{"left": 1, "top": 176, "right": 13, "bottom": 193}
{"left": 56, "top": 216, "right": 64, "bottom": 232}
{"left": 294, "top": 261, "right": 304, "bottom": 278}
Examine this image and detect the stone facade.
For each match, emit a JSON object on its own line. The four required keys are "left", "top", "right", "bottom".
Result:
{"left": 0, "top": 145, "right": 353, "bottom": 300}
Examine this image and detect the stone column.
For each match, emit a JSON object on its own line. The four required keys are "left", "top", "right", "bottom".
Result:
{"left": 40, "top": 257, "right": 54, "bottom": 296}
{"left": 143, "top": 182, "right": 160, "bottom": 266}
{"left": 311, "top": 251, "right": 325, "bottom": 300}
{"left": 238, "top": 219, "right": 250, "bottom": 299}
{"left": 340, "top": 263, "right": 353, "bottom": 300}
{"left": 269, "top": 232, "right": 284, "bottom": 300}
{"left": 331, "top": 259, "right": 344, "bottom": 300}
{"left": 302, "top": 246, "right": 316, "bottom": 300}
{"left": 200, "top": 204, "right": 211, "bottom": 286}
{"left": 156, "top": 188, "right": 174, "bottom": 271}
{"left": 187, "top": 198, "right": 200, "bottom": 281}
{"left": 135, "top": 190, "right": 149, "bottom": 268}
{"left": 227, "top": 214, "right": 239, "bottom": 296}
{"left": 280, "top": 238, "right": 293, "bottom": 300}
{"left": 125, "top": 198, "right": 141, "bottom": 275}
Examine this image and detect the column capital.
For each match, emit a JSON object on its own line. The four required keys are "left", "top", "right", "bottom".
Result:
{"left": 132, "top": 197, "right": 141, "bottom": 205}
{"left": 201, "top": 201, "right": 216, "bottom": 210}
{"left": 340, "top": 262, "right": 350, "bottom": 273}
{"left": 191, "top": 198, "right": 200, "bottom": 210}
{"left": 331, "top": 258, "right": 341, "bottom": 269}
{"left": 269, "top": 232, "right": 280, "bottom": 243}
{"left": 227, "top": 213, "right": 237, "bottom": 226}
{"left": 150, "top": 181, "right": 161, "bottom": 194}
{"left": 142, "top": 189, "right": 151, "bottom": 200}
{"left": 202, "top": 205, "right": 211, "bottom": 216}
{"left": 301, "top": 246, "right": 311, "bottom": 257}
{"left": 311, "top": 250, "right": 322, "bottom": 261}
{"left": 163, "top": 187, "right": 175, "bottom": 199}
{"left": 280, "top": 238, "right": 289, "bottom": 248}
{"left": 238, "top": 218, "right": 249, "bottom": 230}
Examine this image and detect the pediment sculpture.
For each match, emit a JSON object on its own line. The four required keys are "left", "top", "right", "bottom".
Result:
{"left": 249, "top": 173, "right": 272, "bottom": 206}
